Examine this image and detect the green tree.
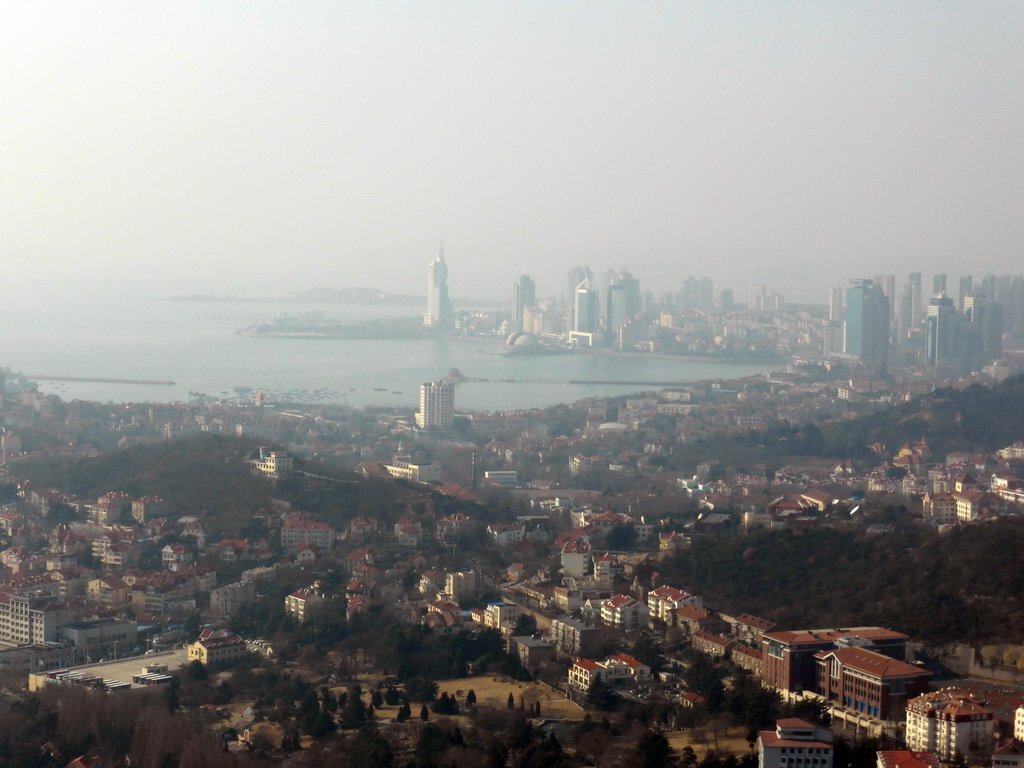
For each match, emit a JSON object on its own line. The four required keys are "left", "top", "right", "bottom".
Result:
{"left": 340, "top": 686, "right": 368, "bottom": 729}
{"left": 636, "top": 729, "right": 675, "bottom": 768}
{"left": 420, "top": 704, "right": 430, "bottom": 721}
{"left": 349, "top": 727, "right": 395, "bottom": 768}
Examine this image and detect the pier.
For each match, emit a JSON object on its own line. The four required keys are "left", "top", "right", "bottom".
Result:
{"left": 467, "top": 377, "right": 684, "bottom": 386}
{"left": 29, "top": 375, "right": 177, "bottom": 386}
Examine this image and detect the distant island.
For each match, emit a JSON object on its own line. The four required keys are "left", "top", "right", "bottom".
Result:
{"left": 239, "top": 312, "right": 428, "bottom": 339}
{"left": 165, "top": 287, "right": 423, "bottom": 304}
{"left": 165, "top": 286, "right": 498, "bottom": 307}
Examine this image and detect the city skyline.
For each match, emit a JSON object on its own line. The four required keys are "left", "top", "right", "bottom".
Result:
{"left": 2, "top": 3, "right": 1022, "bottom": 303}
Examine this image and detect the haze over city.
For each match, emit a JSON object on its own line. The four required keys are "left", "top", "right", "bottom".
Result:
{"left": 3, "top": 2, "right": 1022, "bottom": 303}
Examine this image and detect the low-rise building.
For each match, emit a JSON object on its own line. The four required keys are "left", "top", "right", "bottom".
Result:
{"left": 758, "top": 718, "right": 834, "bottom": 768}
{"left": 188, "top": 631, "right": 248, "bottom": 667}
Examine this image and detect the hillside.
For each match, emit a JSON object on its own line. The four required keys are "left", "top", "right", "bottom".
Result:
{"left": 672, "top": 374, "right": 1024, "bottom": 469}
{"left": 14, "top": 434, "right": 275, "bottom": 527}
{"left": 663, "top": 519, "right": 1024, "bottom": 644}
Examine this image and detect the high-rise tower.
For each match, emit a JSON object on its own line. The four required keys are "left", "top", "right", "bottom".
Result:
{"left": 574, "top": 278, "right": 599, "bottom": 334}
{"left": 416, "top": 380, "right": 455, "bottom": 430}
{"left": 511, "top": 275, "right": 536, "bottom": 332}
{"left": 844, "top": 279, "right": 889, "bottom": 371}
{"left": 423, "top": 246, "right": 451, "bottom": 330}
{"left": 925, "top": 294, "right": 958, "bottom": 366}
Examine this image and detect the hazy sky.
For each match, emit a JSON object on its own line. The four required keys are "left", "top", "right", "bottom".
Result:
{"left": 3, "top": 2, "right": 1022, "bottom": 303}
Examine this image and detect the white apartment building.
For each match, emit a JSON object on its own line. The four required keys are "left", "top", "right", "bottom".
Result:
{"left": 416, "top": 381, "right": 454, "bottom": 430}
{"left": 905, "top": 690, "right": 994, "bottom": 761}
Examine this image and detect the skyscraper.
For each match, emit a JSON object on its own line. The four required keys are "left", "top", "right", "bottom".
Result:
{"left": 932, "top": 273, "right": 947, "bottom": 294}
{"left": 844, "top": 279, "right": 889, "bottom": 370}
{"left": 962, "top": 294, "right": 1003, "bottom": 368}
{"left": 423, "top": 247, "right": 451, "bottom": 330}
{"left": 925, "top": 294, "right": 958, "bottom": 366}
{"left": 574, "top": 278, "right": 599, "bottom": 334}
{"left": 416, "top": 380, "right": 455, "bottom": 430}
{"left": 957, "top": 275, "right": 973, "bottom": 312}
{"left": 907, "top": 272, "right": 922, "bottom": 326}
{"left": 567, "top": 266, "right": 592, "bottom": 307}
{"left": 511, "top": 275, "right": 536, "bottom": 332}
{"left": 828, "top": 286, "right": 844, "bottom": 323}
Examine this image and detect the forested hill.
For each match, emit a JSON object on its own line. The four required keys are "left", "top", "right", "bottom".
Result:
{"left": 673, "top": 374, "right": 1024, "bottom": 468}
{"left": 13, "top": 434, "right": 274, "bottom": 519}
{"left": 819, "top": 375, "right": 1024, "bottom": 459}
{"left": 662, "top": 519, "right": 1024, "bottom": 644}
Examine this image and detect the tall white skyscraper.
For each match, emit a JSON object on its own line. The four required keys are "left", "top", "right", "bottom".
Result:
{"left": 416, "top": 380, "right": 455, "bottom": 430}
{"left": 423, "top": 246, "right": 451, "bottom": 330}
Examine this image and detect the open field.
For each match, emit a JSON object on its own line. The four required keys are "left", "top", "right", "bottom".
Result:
{"left": 666, "top": 725, "right": 753, "bottom": 759}
{"left": 436, "top": 675, "right": 585, "bottom": 720}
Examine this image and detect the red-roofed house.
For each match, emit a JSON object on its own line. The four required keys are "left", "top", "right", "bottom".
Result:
{"left": 876, "top": 751, "right": 941, "bottom": 768}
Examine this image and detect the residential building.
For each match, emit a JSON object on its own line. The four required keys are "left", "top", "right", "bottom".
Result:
{"left": 210, "top": 581, "right": 257, "bottom": 618}
{"left": 131, "top": 496, "right": 166, "bottom": 524}
{"left": 568, "top": 653, "right": 651, "bottom": 692}
{"left": 905, "top": 690, "right": 995, "bottom": 761}
{"left": 384, "top": 456, "right": 442, "bottom": 483}
{"left": 285, "top": 588, "right": 323, "bottom": 623}
{"left": 416, "top": 380, "right": 455, "bottom": 430}
{"left": 647, "top": 585, "right": 704, "bottom": 626}
{"left": 600, "top": 594, "right": 647, "bottom": 631}
{"left": 253, "top": 447, "right": 294, "bottom": 479}
{"left": 550, "top": 616, "right": 601, "bottom": 658}
{"left": 992, "top": 740, "right": 1024, "bottom": 768}
{"left": 281, "top": 518, "right": 334, "bottom": 552}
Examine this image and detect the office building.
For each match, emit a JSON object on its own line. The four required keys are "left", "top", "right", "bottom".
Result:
{"left": 844, "top": 279, "right": 890, "bottom": 370}
{"left": 828, "top": 286, "right": 844, "bottom": 323}
{"left": 962, "top": 294, "right": 1003, "bottom": 369}
{"left": 573, "top": 278, "right": 599, "bottom": 334}
{"left": 423, "top": 247, "right": 451, "bottom": 330}
{"left": 925, "top": 294, "right": 959, "bottom": 366}
{"left": 908, "top": 272, "right": 923, "bottom": 325}
{"left": 932, "top": 273, "right": 947, "bottom": 295}
{"left": 416, "top": 380, "right": 455, "bottom": 430}
{"left": 958, "top": 275, "right": 973, "bottom": 312}
{"left": 511, "top": 275, "right": 536, "bottom": 332}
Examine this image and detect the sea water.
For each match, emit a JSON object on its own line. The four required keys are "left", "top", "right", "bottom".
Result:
{"left": 0, "top": 280, "right": 776, "bottom": 412}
